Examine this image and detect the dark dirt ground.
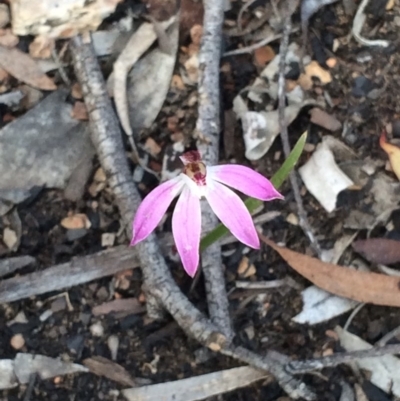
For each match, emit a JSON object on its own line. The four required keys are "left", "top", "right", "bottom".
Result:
{"left": 2, "top": 0, "right": 400, "bottom": 400}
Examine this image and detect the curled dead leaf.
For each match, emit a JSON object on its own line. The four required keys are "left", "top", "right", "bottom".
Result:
{"left": 380, "top": 130, "right": 400, "bottom": 180}
{"left": 61, "top": 213, "right": 91, "bottom": 230}
{"left": 261, "top": 235, "right": 400, "bottom": 307}
{"left": 0, "top": 46, "right": 56, "bottom": 90}
{"left": 71, "top": 101, "right": 88, "bottom": 121}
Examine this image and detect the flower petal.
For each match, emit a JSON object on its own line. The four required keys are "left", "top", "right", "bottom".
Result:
{"left": 131, "top": 176, "right": 184, "bottom": 246}
{"left": 207, "top": 164, "right": 283, "bottom": 201}
{"left": 172, "top": 185, "right": 201, "bottom": 277}
{"left": 205, "top": 180, "right": 260, "bottom": 248}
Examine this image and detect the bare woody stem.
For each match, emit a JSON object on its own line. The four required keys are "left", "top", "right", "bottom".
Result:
{"left": 196, "top": 0, "right": 233, "bottom": 340}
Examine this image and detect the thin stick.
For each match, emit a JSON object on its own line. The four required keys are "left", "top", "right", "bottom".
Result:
{"left": 223, "top": 32, "right": 284, "bottom": 57}
{"left": 286, "top": 343, "right": 400, "bottom": 374}
{"left": 235, "top": 277, "right": 302, "bottom": 291}
{"left": 376, "top": 325, "right": 400, "bottom": 346}
{"left": 277, "top": 3, "right": 321, "bottom": 257}
{"left": 196, "top": 0, "right": 233, "bottom": 340}
{"left": 224, "top": 346, "right": 316, "bottom": 400}
{"left": 70, "top": 32, "right": 165, "bottom": 319}
{"left": 0, "top": 246, "right": 139, "bottom": 303}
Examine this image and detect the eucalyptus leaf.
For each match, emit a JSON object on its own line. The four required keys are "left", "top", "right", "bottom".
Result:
{"left": 200, "top": 132, "right": 307, "bottom": 251}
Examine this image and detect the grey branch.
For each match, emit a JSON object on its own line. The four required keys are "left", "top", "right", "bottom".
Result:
{"left": 0, "top": 246, "right": 138, "bottom": 303}
{"left": 286, "top": 343, "right": 400, "bottom": 374}
{"left": 196, "top": 0, "right": 233, "bottom": 340}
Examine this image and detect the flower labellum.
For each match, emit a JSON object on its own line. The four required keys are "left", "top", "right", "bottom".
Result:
{"left": 131, "top": 151, "right": 283, "bottom": 277}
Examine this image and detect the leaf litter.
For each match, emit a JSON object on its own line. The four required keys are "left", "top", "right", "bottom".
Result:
{"left": 261, "top": 235, "right": 400, "bottom": 307}
{"left": 1, "top": 0, "right": 400, "bottom": 400}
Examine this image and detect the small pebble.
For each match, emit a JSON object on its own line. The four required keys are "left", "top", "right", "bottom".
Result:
{"left": 10, "top": 333, "right": 25, "bottom": 350}
{"left": 286, "top": 213, "right": 299, "bottom": 226}
{"left": 90, "top": 321, "right": 104, "bottom": 337}
{"left": 51, "top": 297, "right": 67, "bottom": 313}
{"left": 107, "top": 335, "right": 119, "bottom": 361}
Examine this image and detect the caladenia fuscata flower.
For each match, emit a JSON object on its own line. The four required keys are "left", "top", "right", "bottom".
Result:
{"left": 131, "top": 151, "right": 283, "bottom": 277}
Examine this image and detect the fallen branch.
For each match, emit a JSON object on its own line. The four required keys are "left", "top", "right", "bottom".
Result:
{"left": 277, "top": 1, "right": 321, "bottom": 257}
{"left": 286, "top": 343, "right": 400, "bottom": 374}
{"left": 69, "top": 31, "right": 316, "bottom": 401}
{"left": 0, "top": 255, "right": 35, "bottom": 278}
{"left": 0, "top": 246, "right": 138, "bottom": 303}
{"left": 122, "top": 366, "right": 269, "bottom": 401}
{"left": 196, "top": 0, "right": 233, "bottom": 340}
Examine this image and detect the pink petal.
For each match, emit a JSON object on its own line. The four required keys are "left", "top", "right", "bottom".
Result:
{"left": 172, "top": 186, "right": 201, "bottom": 277}
{"left": 207, "top": 165, "right": 283, "bottom": 201}
{"left": 131, "top": 176, "right": 184, "bottom": 246}
{"left": 205, "top": 180, "right": 260, "bottom": 248}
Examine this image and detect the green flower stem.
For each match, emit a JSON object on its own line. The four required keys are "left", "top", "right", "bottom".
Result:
{"left": 200, "top": 131, "right": 307, "bottom": 251}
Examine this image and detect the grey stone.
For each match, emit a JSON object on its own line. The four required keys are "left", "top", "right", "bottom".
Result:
{"left": 0, "top": 89, "right": 94, "bottom": 197}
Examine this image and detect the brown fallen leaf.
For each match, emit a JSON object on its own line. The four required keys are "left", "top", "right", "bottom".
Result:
{"left": 71, "top": 101, "right": 88, "bottom": 121}
{"left": 305, "top": 61, "right": 332, "bottom": 84}
{"left": 92, "top": 298, "right": 146, "bottom": 316}
{"left": 380, "top": 130, "right": 400, "bottom": 180}
{"left": 0, "top": 46, "right": 56, "bottom": 90}
{"left": 0, "top": 29, "right": 18, "bottom": 48}
{"left": 71, "top": 82, "right": 83, "bottom": 99}
{"left": 260, "top": 235, "right": 400, "bottom": 307}
{"left": 352, "top": 238, "right": 400, "bottom": 265}
{"left": 61, "top": 213, "right": 91, "bottom": 230}
{"left": 309, "top": 108, "right": 342, "bottom": 132}
{"left": 83, "top": 356, "right": 136, "bottom": 387}
{"left": 29, "top": 35, "right": 55, "bottom": 59}
{"left": 253, "top": 45, "right": 275, "bottom": 67}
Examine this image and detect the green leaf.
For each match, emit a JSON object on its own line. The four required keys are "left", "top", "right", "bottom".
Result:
{"left": 200, "top": 131, "right": 307, "bottom": 251}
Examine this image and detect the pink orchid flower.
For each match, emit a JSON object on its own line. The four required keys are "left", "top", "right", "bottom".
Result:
{"left": 131, "top": 151, "right": 283, "bottom": 277}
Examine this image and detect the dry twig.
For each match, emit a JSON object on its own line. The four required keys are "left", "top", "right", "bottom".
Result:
{"left": 277, "top": 1, "right": 321, "bottom": 257}
{"left": 286, "top": 343, "right": 400, "bottom": 374}
{"left": 196, "top": 0, "right": 233, "bottom": 340}
{"left": 0, "top": 246, "right": 138, "bottom": 303}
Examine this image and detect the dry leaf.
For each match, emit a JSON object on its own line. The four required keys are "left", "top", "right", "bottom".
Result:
{"left": 380, "top": 130, "right": 400, "bottom": 180}
{"left": 92, "top": 298, "right": 145, "bottom": 316}
{"left": 190, "top": 24, "right": 202, "bottom": 46}
{"left": 143, "top": 137, "right": 162, "bottom": 157}
{"left": 237, "top": 256, "right": 256, "bottom": 278}
{"left": 352, "top": 238, "right": 400, "bottom": 265}
{"left": 184, "top": 53, "right": 199, "bottom": 83}
{"left": 309, "top": 108, "right": 342, "bottom": 132}
{"left": 305, "top": 61, "right": 332, "bottom": 84}
{"left": 11, "top": 0, "right": 122, "bottom": 38}
{"left": 0, "top": 29, "right": 18, "bottom": 48}
{"left": 83, "top": 356, "right": 136, "bottom": 387}
{"left": 386, "top": 0, "right": 395, "bottom": 10}
{"left": 71, "top": 83, "right": 83, "bottom": 99}
{"left": 61, "top": 213, "right": 91, "bottom": 230}
{"left": 29, "top": 35, "right": 55, "bottom": 59}
{"left": 0, "top": 46, "right": 56, "bottom": 90}
{"left": 3, "top": 227, "right": 17, "bottom": 250}
{"left": 171, "top": 74, "right": 185, "bottom": 90}
{"left": 261, "top": 235, "right": 400, "bottom": 307}
{"left": 71, "top": 101, "right": 88, "bottom": 121}
{"left": 254, "top": 46, "right": 275, "bottom": 67}
{"left": 101, "top": 233, "right": 115, "bottom": 247}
